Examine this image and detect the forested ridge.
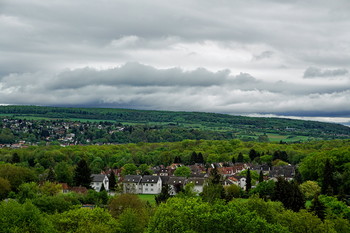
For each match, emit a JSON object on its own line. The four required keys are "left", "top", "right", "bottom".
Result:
{"left": 1, "top": 105, "right": 350, "bottom": 145}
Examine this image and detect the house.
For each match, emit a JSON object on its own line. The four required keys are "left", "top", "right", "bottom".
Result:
{"left": 269, "top": 165, "right": 295, "bottom": 181}
{"left": 59, "top": 183, "right": 70, "bottom": 193}
{"left": 167, "top": 177, "right": 186, "bottom": 195}
{"left": 230, "top": 175, "right": 247, "bottom": 190}
{"left": 187, "top": 177, "right": 205, "bottom": 193}
{"left": 91, "top": 174, "right": 109, "bottom": 192}
{"left": 123, "top": 175, "right": 142, "bottom": 194}
{"left": 140, "top": 175, "right": 162, "bottom": 194}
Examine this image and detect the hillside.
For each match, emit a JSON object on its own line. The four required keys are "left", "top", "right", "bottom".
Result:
{"left": 0, "top": 105, "right": 349, "bottom": 144}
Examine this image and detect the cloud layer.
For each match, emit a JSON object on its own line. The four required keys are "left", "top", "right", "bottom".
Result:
{"left": 1, "top": 0, "right": 350, "bottom": 121}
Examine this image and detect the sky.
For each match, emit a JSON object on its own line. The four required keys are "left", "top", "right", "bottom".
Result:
{"left": 1, "top": 0, "right": 350, "bottom": 125}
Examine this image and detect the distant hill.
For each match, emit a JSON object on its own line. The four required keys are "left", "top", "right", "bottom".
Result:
{"left": 0, "top": 105, "right": 349, "bottom": 143}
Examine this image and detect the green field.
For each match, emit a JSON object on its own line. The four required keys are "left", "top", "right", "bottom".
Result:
{"left": 138, "top": 194, "right": 156, "bottom": 205}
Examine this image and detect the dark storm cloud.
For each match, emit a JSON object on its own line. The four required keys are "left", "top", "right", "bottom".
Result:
{"left": 303, "top": 67, "right": 349, "bottom": 78}
{"left": 1, "top": 0, "right": 350, "bottom": 118}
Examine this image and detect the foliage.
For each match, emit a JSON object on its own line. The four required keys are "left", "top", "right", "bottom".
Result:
{"left": 273, "top": 178, "right": 305, "bottom": 212}
{"left": 0, "top": 163, "right": 37, "bottom": 191}
{"left": 174, "top": 166, "right": 191, "bottom": 178}
{"left": 224, "top": 184, "right": 242, "bottom": 201}
{"left": 155, "top": 184, "right": 171, "bottom": 205}
{"left": 0, "top": 200, "right": 55, "bottom": 233}
{"left": 73, "top": 159, "right": 92, "bottom": 188}
{"left": 121, "top": 163, "right": 138, "bottom": 176}
{"left": 249, "top": 180, "right": 275, "bottom": 200}
{"left": 0, "top": 177, "right": 11, "bottom": 200}
{"left": 299, "top": 181, "right": 321, "bottom": 200}
{"left": 147, "top": 197, "right": 287, "bottom": 233}
{"left": 51, "top": 207, "right": 118, "bottom": 233}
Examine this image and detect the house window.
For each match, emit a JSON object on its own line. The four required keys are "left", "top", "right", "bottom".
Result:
{"left": 145, "top": 188, "right": 148, "bottom": 191}
{"left": 151, "top": 184, "right": 153, "bottom": 186}
{"left": 151, "top": 189, "right": 153, "bottom": 191}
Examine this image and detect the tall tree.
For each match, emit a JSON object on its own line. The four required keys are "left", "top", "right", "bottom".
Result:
{"left": 190, "top": 152, "right": 197, "bottom": 165}
{"left": 237, "top": 152, "right": 244, "bottom": 163}
{"left": 310, "top": 194, "right": 326, "bottom": 221}
{"left": 11, "top": 153, "right": 20, "bottom": 164}
{"left": 231, "top": 156, "right": 236, "bottom": 164}
{"left": 246, "top": 168, "right": 252, "bottom": 192}
{"left": 259, "top": 170, "right": 264, "bottom": 183}
{"left": 109, "top": 171, "right": 116, "bottom": 191}
{"left": 249, "top": 149, "right": 258, "bottom": 162}
{"left": 197, "top": 152, "right": 204, "bottom": 164}
{"left": 155, "top": 184, "right": 170, "bottom": 205}
{"left": 46, "top": 167, "right": 56, "bottom": 182}
{"left": 321, "top": 159, "right": 334, "bottom": 195}
{"left": 73, "top": 159, "right": 92, "bottom": 188}
{"left": 273, "top": 177, "right": 305, "bottom": 212}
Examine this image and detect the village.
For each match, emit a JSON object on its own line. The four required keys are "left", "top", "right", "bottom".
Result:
{"left": 60, "top": 162, "right": 296, "bottom": 196}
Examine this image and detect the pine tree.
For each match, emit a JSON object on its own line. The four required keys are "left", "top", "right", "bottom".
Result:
{"left": 246, "top": 168, "right": 252, "bottom": 192}
{"left": 11, "top": 153, "right": 20, "bottom": 164}
{"left": 73, "top": 159, "right": 92, "bottom": 188}
{"left": 237, "top": 152, "right": 244, "bottom": 163}
{"left": 155, "top": 184, "right": 170, "bottom": 205}
{"left": 109, "top": 171, "right": 116, "bottom": 191}
{"left": 321, "top": 159, "right": 334, "bottom": 195}
{"left": 273, "top": 177, "right": 305, "bottom": 212}
{"left": 249, "top": 149, "right": 257, "bottom": 162}
{"left": 294, "top": 168, "right": 303, "bottom": 184}
{"left": 231, "top": 156, "right": 236, "bottom": 164}
{"left": 47, "top": 167, "right": 56, "bottom": 182}
{"left": 310, "top": 194, "right": 326, "bottom": 221}
{"left": 259, "top": 170, "right": 264, "bottom": 183}
{"left": 190, "top": 152, "right": 197, "bottom": 165}
{"left": 197, "top": 152, "right": 204, "bottom": 164}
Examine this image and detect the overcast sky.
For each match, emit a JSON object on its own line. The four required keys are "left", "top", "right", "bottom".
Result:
{"left": 1, "top": 0, "right": 350, "bottom": 124}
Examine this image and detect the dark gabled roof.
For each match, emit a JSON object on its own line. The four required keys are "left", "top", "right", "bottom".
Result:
{"left": 167, "top": 176, "right": 186, "bottom": 185}
{"left": 91, "top": 174, "right": 107, "bottom": 182}
{"left": 123, "top": 175, "right": 142, "bottom": 183}
{"left": 160, "top": 176, "right": 170, "bottom": 184}
{"left": 187, "top": 177, "right": 205, "bottom": 185}
{"left": 140, "top": 175, "right": 160, "bottom": 183}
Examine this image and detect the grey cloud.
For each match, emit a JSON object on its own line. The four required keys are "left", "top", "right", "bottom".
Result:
{"left": 303, "top": 67, "right": 349, "bottom": 78}
{"left": 253, "top": 51, "right": 273, "bottom": 61}
{"left": 1, "top": 64, "right": 350, "bottom": 116}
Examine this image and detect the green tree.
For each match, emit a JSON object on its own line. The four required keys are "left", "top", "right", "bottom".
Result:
{"left": 174, "top": 166, "right": 191, "bottom": 178}
{"left": 46, "top": 167, "right": 56, "bottom": 182}
{"left": 237, "top": 152, "right": 244, "bottom": 163}
{"left": 259, "top": 170, "right": 264, "bottom": 183}
{"left": 0, "top": 177, "right": 11, "bottom": 200}
{"left": 321, "top": 159, "right": 334, "bottom": 195}
{"left": 11, "top": 152, "right": 20, "bottom": 164}
{"left": 55, "top": 162, "right": 74, "bottom": 185}
{"left": 51, "top": 207, "right": 117, "bottom": 233}
{"left": 273, "top": 178, "right": 305, "bottom": 212}
{"left": 108, "top": 171, "right": 116, "bottom": 191}
{"left": 299, "top": 181, "right": 321, "bottom": 200}
{"left": 73, "top": 159, "right": 92, "bottom": 188}
{"left": 249, "top": 180, "right": 275, "bottom": 200}
{"left": 246, "top": 168, "right": 252, "bottom": 192}
{"left": 309, "top": 194, "right": 326, "bottom": 221}
{"left": 0, "top": 163, "right": 37, "bottom": 191}
{"left": 224, "top": 184, "right": 242, "bottom": 201}
{"left": 155, "top": 184, "right": 171, "bottom": 205}
{"left": 0, "top": 200, "right": 55, "bottom": 232}
{"left": 121, "top": 163, "right": 138, "bottom": 176}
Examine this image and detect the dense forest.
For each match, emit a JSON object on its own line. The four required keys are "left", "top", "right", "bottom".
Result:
{"left": 0, "top": 139, "right": 349, "bottom": 232}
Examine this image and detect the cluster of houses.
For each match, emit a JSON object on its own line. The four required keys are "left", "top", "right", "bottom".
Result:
{"left": 87, "top": 162, "right": 296, "bottom": 195}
